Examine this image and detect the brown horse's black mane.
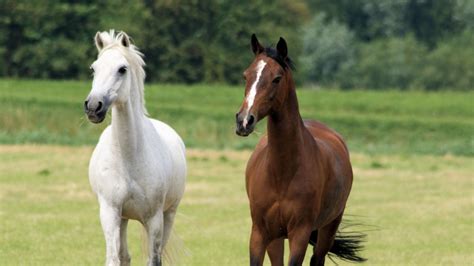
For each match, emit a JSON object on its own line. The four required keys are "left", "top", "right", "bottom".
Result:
{"left": 264, "top": 47, "right": 295, "bottom": 71}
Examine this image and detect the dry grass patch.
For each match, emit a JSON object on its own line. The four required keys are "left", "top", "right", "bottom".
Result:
{"left": 0, "top": 145, "right": 472, "bottom": 265}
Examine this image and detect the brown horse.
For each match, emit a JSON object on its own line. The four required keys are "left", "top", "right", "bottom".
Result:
{"left": 235, "top": 34, "right": 365, "bottom": 266}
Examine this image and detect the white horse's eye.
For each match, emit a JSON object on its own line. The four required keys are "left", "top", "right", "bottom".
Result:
{"left": 118, "top": 66, "right": 127, "bottom": 75}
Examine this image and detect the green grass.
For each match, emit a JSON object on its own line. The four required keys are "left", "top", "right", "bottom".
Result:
{"left": 1, "top": 79, "right": 472, "bottom": 264}
{"left": 0, "top": 79, "right": 473, "bottom": 156}
{"left": 0, "top": 146, "right": 472, "bottom": 265}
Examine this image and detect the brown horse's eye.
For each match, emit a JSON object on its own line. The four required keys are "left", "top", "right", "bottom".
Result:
{"left": 272, "top": 76, "right": 282, "bottom": 84}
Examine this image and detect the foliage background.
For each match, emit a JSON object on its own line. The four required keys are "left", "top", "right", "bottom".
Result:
{"left": 1, "top": 0, "right": 473, "bottom": 90}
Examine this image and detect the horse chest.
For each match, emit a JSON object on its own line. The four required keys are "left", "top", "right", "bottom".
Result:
{"left": 90, "top": 146, "right": 166, "bottom": 208}
{"left": 248, "top": 163, "right": 321, "bottom": 236}
{"left": 253, "top": 197, "right": 314, "bottom": 238}
{"left": 249, "top": 181, "right": 315, "bottom": 233}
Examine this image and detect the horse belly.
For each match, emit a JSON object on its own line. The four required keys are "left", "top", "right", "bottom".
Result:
{"left": 150, "top": 118, "right": 187, "bottom": 211}
{"left": 121, "top": 191, "right": 151, "bottom": 222}
{"left": 269, "top": 204, "right": 297, "bottom": 238}
{"left": 122, "top": 200, "right": 143, "bottom": 221}
{"left": 162, "top": 156, "right": 186, "bottom": 212}
{"left": 315, "top": 174, "right": 350, "bottom": 227}
{"left": 119, "top": 169, "right": 168, "bottom": 222}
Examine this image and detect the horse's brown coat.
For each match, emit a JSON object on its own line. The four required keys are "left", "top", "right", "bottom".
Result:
{"left": 236, "top": 35, "right": 354, "bottom": 266}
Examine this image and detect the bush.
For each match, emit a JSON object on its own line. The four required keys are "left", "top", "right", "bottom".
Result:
{"left": 414, "top": 30, "right": 474, "bottom": 90}
{"left": 299, "top": 13, "right": 356, "bottom": 87}
{"left": 339, "top": 36, "right": 428, "bottom": 89}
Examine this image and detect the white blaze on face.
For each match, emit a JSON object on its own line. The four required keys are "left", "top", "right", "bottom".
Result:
{"left": 243, "top": 59, "right": 267, "bottom": 128}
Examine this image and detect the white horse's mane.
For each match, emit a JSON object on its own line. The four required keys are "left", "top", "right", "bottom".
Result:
{"left": 98, "top": 30, "right": 148, "bottom": 115}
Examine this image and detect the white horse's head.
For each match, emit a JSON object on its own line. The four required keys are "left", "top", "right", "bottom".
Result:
{"left": 84, "top": 30, "right": 146, "bottom": 123}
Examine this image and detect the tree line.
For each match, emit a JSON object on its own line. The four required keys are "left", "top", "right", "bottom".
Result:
{"left": 1, "top": 0, "right": 472, "bottom": 90}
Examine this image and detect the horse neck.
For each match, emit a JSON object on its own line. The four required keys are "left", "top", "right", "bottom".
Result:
{"left": 267, "top": 76, "right": 307, "bottom": 176}
{"left": 111, "top": 72, "right": 147, "bottom": 157}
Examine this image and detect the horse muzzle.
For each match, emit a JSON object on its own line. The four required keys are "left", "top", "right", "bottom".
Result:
{"left": 235, "top": 112, "right": 256, "bottom": 137}
{"left": 84, "top": 96, "right": 110, "bottom": 124}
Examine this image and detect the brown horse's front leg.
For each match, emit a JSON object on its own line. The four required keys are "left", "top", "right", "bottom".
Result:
{"left": 249, "top": 225, "right": 269, "bottom": 266}
{"left": 288, "top": 226, "right": 312, "bottom": 266}
{"left": 267, "top": 238, "right": 284, "bottom": 266}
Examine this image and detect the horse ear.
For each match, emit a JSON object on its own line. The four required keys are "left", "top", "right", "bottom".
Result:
{"left": 276, "top": 37, "right": 288, "bottom": 59}
{"left": 251, "top": 34, "right": 264, "bottom": 55}
{"left": 95, "top": 32, "right": 104, "bottom": 52}
{"left": 119, "top": 32, "right": 130, "bottom": 48}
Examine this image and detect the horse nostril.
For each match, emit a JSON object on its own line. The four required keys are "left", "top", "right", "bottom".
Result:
{"left": 96, "top": 101, "right": 103, "bottom": 112}
{"left": 84, "top": 100, "right": 89, "bottom": 112}
{"left": 248, "top": 115, "right": 255, "bottom": 126}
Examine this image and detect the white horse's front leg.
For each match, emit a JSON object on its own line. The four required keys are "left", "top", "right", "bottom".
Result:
{"left": 119, "top": 219, "right": 131, "bottom": 266}
{"left": 99, "top": 198, "right": 122, "bottom": 266}
{"left": 146, "top": 211, "right": 164, "bottom": 266}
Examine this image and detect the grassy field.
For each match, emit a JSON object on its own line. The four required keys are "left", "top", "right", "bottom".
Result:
{"left": 0, "top": 145, "right": 472, "bottom": 265}
{"left": 0, "top": 79, "right": 473, "bottom": 156}
{"left": 0, "top": 79, "right": 473, "bottom": 264}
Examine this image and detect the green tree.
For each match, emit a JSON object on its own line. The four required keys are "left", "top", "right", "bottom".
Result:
{"left": 340, "top": 36, "right": 428, "bottom": 89}
{"left": 137, "top": 0, "right": 308, "bottom": 83}
{"left": 404, "top": 0, "right": 461, "bottom": 48}
{"left": 305, "top": 0, "right": 409, "bottom": 41}
{"left": 415, "top": 30, "right": 474, "bottom": 90}
{"left": 300, "top": 13, "right": 356, "bottom": 86}
{"left": 455, "top": 0, "right": 474, "bottom": 30}
{"left": 307, "top": 0, "right": 463, "bottom": 47}
{"left": 0, "top": 0, "right": 102, "bottom": 78}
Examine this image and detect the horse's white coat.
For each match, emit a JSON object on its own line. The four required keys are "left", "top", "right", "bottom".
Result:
{"left": 87, "top": 31, "right": 186, "bottom": 266}
{"left": 243, "top": 60, "right": 266, "bottom": 127}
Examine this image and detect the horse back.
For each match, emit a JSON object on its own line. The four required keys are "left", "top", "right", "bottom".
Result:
{"left": 303, "top": 120, "right": 349, "bottom": 157}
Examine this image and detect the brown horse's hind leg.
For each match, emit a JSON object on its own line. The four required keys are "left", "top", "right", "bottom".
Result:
{"left": 310, "top": 213, "right": 343, "bottom": 266}
{"left": 267, "top": 238, "right": 284, "bottom": 266}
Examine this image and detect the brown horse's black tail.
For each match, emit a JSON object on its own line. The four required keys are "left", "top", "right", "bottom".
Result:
{"left": 309, "top": 223, "right": 367, "bottom": 263}
{"left": 329, "top": 230, "right": 367, "bottom": 263}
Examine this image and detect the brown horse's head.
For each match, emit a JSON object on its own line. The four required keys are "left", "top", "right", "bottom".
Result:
{"left": 235, "top": 34, "right": 294, "bottom": 136}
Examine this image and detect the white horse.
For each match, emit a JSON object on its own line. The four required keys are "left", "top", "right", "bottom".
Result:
{"left": 84, "top": 30, "right": 186, "bottom": 266}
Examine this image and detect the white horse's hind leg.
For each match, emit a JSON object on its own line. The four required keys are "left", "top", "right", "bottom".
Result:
{"left": 119, "top": 219, "right": 131, "bottom": 266}
{"left": 146, "top": 211, "right": 164, "bottom": 266}
{"left": 162, "top": 208, "right": 177, "bottom": 250}
{"left": 99, "top": 199, "right": 122, "bottom": 266}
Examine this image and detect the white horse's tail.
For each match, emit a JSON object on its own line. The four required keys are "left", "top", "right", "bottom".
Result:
{"left": 163, "top": 229, "right": 189, "bottom": 265}
{"left": 141, "top": 228, "right": 189, "bottom": 265}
